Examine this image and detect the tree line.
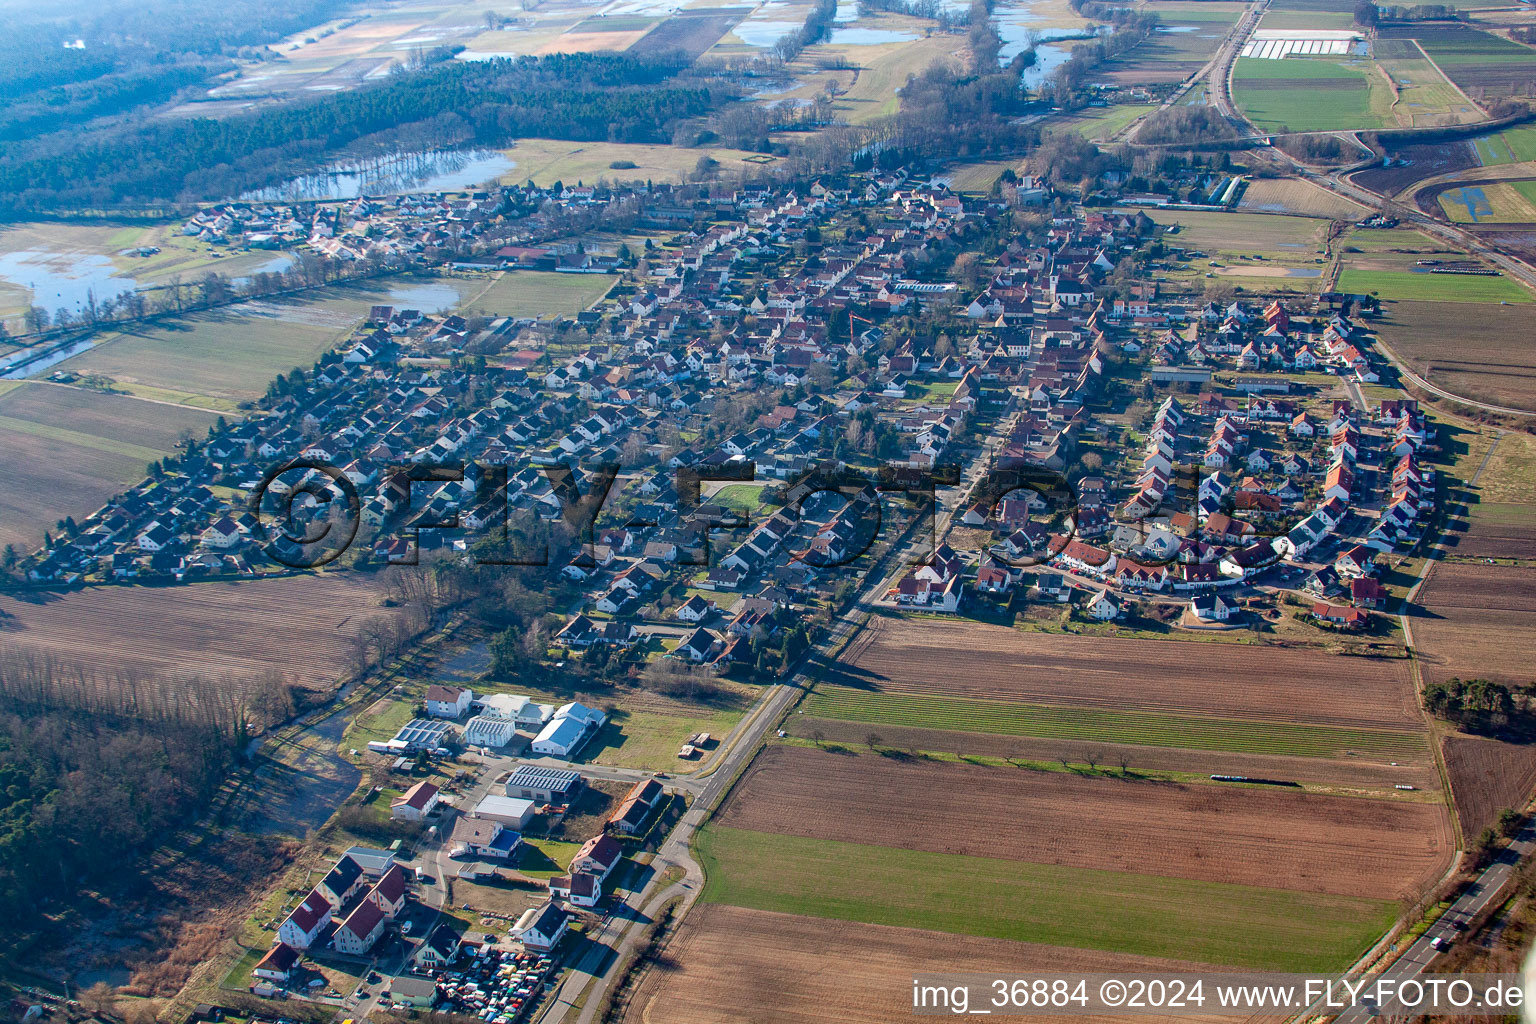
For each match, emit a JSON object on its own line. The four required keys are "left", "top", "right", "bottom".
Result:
{"left": 0, "top": 647, "right": 247, "bottom": 946}
{"left": 0, "top": 0, "right": 350, "bottom": 147}
{"left": 0, "top": 51, "right": 735, "bottom": 211}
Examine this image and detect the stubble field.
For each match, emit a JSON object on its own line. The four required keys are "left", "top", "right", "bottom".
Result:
{"left": 1239, "top": 177, "right": 1368, "bottom": 219}
{"left": 1372, "top": 298, "right": 1536, "bottom": 412}
{"left": 830, "top": 615, "right": 1421, "bottom": 730}
{"left": 1412, "top": 563, "right": 1536, "bottom": 686}
{"left": 0, "top": 571, "right": 405, "bottom": 695}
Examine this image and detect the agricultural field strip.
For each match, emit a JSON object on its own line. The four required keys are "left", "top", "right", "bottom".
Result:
{"left": 1335, "top": 268, "right": 1533, "bottom": 303}
{"left": 720, "top": 746, "right": 1451, "bottom": 899}
{"left": 697, "top": 827, "right": 1401, "bottom": 972}
{"left": 805, "top": 686, "right": 1429, "bottom": 760}
{"left": 785, "top": 716, "right": 1443, "bottom": 788}
{"left": 833, "top": 618, "right": 1424, "bottom": 731}
{"left": 623, "top": 903, "right": 1283, "bottom": 1024}
{"left": 0, "top": 412, "right": 165, "bottom": 463}
{"left": 0, "top": 573, "right": 402, "bottom": 694}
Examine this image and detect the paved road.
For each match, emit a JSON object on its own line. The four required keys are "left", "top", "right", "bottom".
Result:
{"left": 535, "top": 401, "right": 1025, "bottom": 1024}
{"left": 1333, "top": 820, "right": 1536, "bottom": 1023}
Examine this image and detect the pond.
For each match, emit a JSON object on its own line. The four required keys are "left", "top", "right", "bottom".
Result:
{"left": 827, "top": 26, "right": 918, "bottom": 44}
{"left": 387, "top": 283, "right": 466, "bottom": 313}
{"left": 992, "top": 0, "right": 1108, "bottom": 78}
{"left": 731, "top": 19, "right": 805, "bottom": 47}
{"left": 238, "top": 148, "right": 516, "bottom": 202}
{"left": 0, "top": 250, "right": 140, "bottom": 316}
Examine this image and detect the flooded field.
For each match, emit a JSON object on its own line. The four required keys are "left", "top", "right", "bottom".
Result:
{"left": 238, "top": 148, "right": 517, "bottom": 202}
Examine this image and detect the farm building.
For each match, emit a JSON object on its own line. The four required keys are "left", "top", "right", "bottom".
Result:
{"left": 473, "top": 794, "right": 536, "bottom": 830}
{"left": 505, "top": 765, "right": 584, "bottom": 804}
{"left": 391, "top": 781, "right": 441, "bottom": 822}
{"left": 608, "top": 778, "right": 665, "bottom": 835}
{"left": 425, "top": 684, "right": 473, "bottom": 718}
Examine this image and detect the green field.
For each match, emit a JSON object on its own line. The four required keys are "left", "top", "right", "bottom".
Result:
{"left": 517, "top": 838, "right": 582, "bottom": 879}
{"left": 1341, "top": 225, "right": 1444, "bottom": 251}
{"left": 1337, "top": 267, "right": 1533, "bottom": 302}
{"left": 463, "top": 271, "right": 616, "bottom": 319}
{"left": 1438, "top": 182, "right": 1536, "bottom": 224}
{"left": 1233, "top": 56, "right": 1392, "bottom": 132}
{"left": 501, "top": 138, "right": 771, "bottom": 186}
{"left": 1148, "top": 208, "right": 1330, "bottom": 253}
{"left": 802, "top": 685, "right": 1429, "bottom": 760}
{"left": 696, "top": 827, "right": 1399, "bottom": 972}
{"left": 581, "top": 705, "right": 743, "bottom": 772}
{"left": 1046, "top": 104, "right": 1159, "bottom": 141}
{"left": 51, "top": 288, "right": 392, "bottom": 408}
{"left": 1473, "top": 126, "right": 1536, "bottom": 166}
{"left": 1258, "top": 9, "right": 1358, "bottom": 29}
{"left": 709, "top": 482, "right": 770, "bottom": 514}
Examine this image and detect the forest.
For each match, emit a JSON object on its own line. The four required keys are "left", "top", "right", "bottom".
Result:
{"left": 0, "top": 50, "right": 734, "bottom": 211}
{"left": 0, "top": 0, "right": 349, "bottom": 145}
{"left": 0, "top": 649, "right": 249, "bottom": 946}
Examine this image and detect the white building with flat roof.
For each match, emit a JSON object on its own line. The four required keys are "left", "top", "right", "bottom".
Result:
{"left": 473, "top": 794, "right": 536, "bottom": 830}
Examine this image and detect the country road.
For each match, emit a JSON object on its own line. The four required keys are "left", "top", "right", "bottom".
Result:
{"left": 1196, "top": 0, "right": 1536, "bottom": 422}
{"left": 1332, "top": 819, "right": 1536, "bottom": 1024}
{"left": 534, "top": 400, "right": 1024, "bottom": 1024}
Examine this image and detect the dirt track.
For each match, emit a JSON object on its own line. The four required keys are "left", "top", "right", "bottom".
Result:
{"left": 834, "top": 616, "right": 1422, "bottom": 731}
{"left": 719, "top": 746, "right": 1454, "bottom": 900}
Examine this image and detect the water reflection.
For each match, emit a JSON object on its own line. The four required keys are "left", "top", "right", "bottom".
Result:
{"left": 239, "top": 149, "right": 516, "bottom": 202}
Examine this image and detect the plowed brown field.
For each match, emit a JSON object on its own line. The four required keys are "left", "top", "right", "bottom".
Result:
{"left": 719, "top": 746, "right": 1452, "bottom": 900}
{"left": 622, "top": 904, "right": 1279, "bottom": 1024}
{"left": 0, "top": 572, "right": 401, "bottom": 694}
{"left": 784, "top": 717, "right": 1442, "bottom": 789}
{"left": 1412, "top": 563, "right": 1536, "bottom": 685}
{"left": 834, "top": 616, "right": 1420, "bottom": 731}
{"left": 1444, "top": 735, "right": 1536, "bottom": 837}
